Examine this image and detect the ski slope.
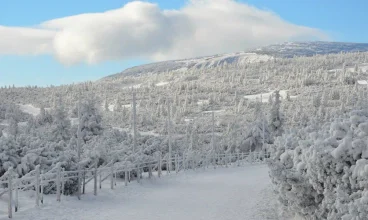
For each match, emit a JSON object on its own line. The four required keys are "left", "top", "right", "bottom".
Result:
{"left": 4, "top": 165, "right": 279, "bottom": 220}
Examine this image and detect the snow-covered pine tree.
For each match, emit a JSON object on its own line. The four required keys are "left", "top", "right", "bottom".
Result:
{"left": 78, "top": 96, "right": 103, "bottom": 144}
{"left": 51, "top": 95, "right": 71, "bottom": 142}
{"left": 268, "top": 90, "right": 283, "bottom": 137}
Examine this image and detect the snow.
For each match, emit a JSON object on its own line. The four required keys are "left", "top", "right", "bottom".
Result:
{"left": 106, "top": 104, "right": 132, "bottom": 112}
{"left": 184, "top": 118, "right": 194, "bottom": 122}
{"left": 197, "top": 100, "right": 209, "bottom": 105}
{"left": 202, "top": 109, "right": 225, "bottom": 114}
{"left": 18, "top": 105, "right": 40, "bottom": 116}
{"left": 3, "top": 165, "right": 279, "bottom": 220}
{"left": 244, "top": 90, "right": 296, "bottom": 103}
{"left": 113, "top": 127, "right": 160, "bottom": 137}
{"left": 155, "top": 81, "right": 170, "bottom": 87}
{"left": 176, "top": 52, "right": 273, "bottom": 68}
{"left": 18, "top": 104, "right": 51, "bottom": 116}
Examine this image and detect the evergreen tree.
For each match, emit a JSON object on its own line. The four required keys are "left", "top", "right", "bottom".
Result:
{"left": 268, "top": 90, "right": 283, "bottom": 137}
{"left": 51, "top": 96, "right": 71, "bottom": 142}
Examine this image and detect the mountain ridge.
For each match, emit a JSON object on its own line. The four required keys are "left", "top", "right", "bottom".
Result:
{"left": 101, "top": 41, "right": 368, "bottom": 81}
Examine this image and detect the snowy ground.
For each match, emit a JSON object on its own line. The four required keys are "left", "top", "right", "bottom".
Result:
{"left": 18, "top": 105, "right": 41, "bottom": 116}
{"left": 244, "top": 90, "right": 297, "bottom": 103}
{"left": 2, "top": 165, "right": 281, "bottom": 220}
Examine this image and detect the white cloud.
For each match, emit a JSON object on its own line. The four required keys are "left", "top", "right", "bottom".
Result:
{"left": 0, "top": 26, "right": 55, "bottom": 55}
{"left": 0, "top": 0, "right": 328, "bottom": 65}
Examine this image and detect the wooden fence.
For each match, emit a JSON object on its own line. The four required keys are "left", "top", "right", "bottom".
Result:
{"left": 0, "top": 151, "right": 267, "bottom": 218}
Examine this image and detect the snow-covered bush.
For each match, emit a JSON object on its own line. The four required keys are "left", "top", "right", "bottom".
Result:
{"left": 269, "top": 109, "right": 368, "bottom": 219}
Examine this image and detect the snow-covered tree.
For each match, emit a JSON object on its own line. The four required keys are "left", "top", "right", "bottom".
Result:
{"left": 268, "top": 90, "right": 283, "bottom": 137}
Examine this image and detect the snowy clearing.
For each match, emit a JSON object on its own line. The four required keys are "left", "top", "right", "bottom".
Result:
{"left": 3, "top": 165, "right": 279, "bottom": 220}
{"left": 202, "top": 109, "right": 226, "bottom": 114}
{"left": 155, "top": 81, "right": 170, "bottom": 87}
{"left": 18, "top": 105, "right": 40, "bottom": 116}
{"left": 18, "top": 105, "right": 51, "bottom": 116}
{"left": 197, "top": 99, "right": 209, "bottom": 105}
{"left": 244, "top": 90, "right": 296, "bottom": 103}
{"left": 113, "top": 127, "right": 160, "bottom": 137}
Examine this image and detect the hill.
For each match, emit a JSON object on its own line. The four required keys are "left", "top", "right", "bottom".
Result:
{"left": 102, "top": 41, "right": 368, "bottom": 80}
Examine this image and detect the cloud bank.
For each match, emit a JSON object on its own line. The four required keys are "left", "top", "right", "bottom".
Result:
{"left": 0, "top": 0, "right": 328, "bottom": 65}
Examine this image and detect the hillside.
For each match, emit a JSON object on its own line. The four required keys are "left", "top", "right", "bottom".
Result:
{"left": 102, "top": 41, "right": 368, "bottom": 80}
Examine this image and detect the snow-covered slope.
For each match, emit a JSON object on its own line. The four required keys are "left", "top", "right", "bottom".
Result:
{"left": 251, "top": 41, "right": 368, "bottom": 58}
{"left": 103, "top": 52, "right": 272, "bottom": 80}
{"left": 18, "top": 104, "right": 41, "bottom": 116}
{"left": 101, "top": 41, "right": 368, "bottom": 80}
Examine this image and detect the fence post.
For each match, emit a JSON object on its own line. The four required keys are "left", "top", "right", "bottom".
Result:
{"left": 148, "top": 164, "right": 152, "bottom": 179}
{"left": 230, "top": 153, "right": 233, "bottom": 166}
{"left": 136, "top": 164, "right": 140, "bottom": 183}
{"left": 99, "top": 171, "right": 102, "bottom": 189}
{"left": 202, "top": 155, "right": 206, "bottom": 170}
{"left": 15, "top": 179, "right": 18, "bottom": 213}
{"left": 61, "top": 168, "right": 65, "bottom": 195}
{"left": 158, "top": 154, "right": 162, "bottom": 178}
{"left": 8, "top": 168, "right": 13, "bottom": 219}
{"left": 114, "top": 169, "right": 117, "bottom": 186}
{"left": 175, "top": 154, "right": 178, "bottom": 174}
{"left": 110, "top": 164, "right": 114, "bottom": 190}
{"left": 225, "top": 153, "right": 228, "bottom": 168}
{"left": 56, "top": 163, "right": 61, "bottom": 202}
{"left": 125, "top": 170, "right": 128, "bottom": 186}
{"left": 40, "top": 171, "right": 44, "bottom": 204}
{"left": 35, "top": 165, "right": 40, "bottom": 207}
{"left": 94, "top": 162, "right": 97, "bottom": 196}
{"left": 237, "top": 152, "right": 240, "bottom": 167}
{"left": 82, "top": 170, "right": 86, "bottom": 194}
{"left": 218, "top": 153, "right": 220, "bottom": 167}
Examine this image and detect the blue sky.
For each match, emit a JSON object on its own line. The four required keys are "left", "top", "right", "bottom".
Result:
{"left": 1, "top": 0, "right": 367, "bottom": 87}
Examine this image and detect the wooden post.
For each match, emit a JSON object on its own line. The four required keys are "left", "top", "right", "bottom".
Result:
{"left": 125, "top": 170, "right": 128, "bottom": 186}
{"left": 99, "top": 172, "right": 102, "bottom": 189}
{"left": 202, "top": 155, "right": 206, "bottom": 170}
{"left": 61, "top": 168, "right": 65, "bottom": 195}
{"left": 249, "top": 148, "right": 252, "bottom": 164}
{"left": 136, "top": 165, "right": 140, "bottom": 183}
{"left": 158, "top": 154, "right": 162, "bottom": 178}
{"left": 110, "top": 164, "right": 114, "bottom": 190}
{"left": 82, "top": 170, "right": 86, "bottom": 194}
{"left": 35, "top": 165, "right": 40, "bottom": 206}
{"left": 229, "top": 153, "right": 232, "bottom": 166}
{"left": 15, "top": 179, "right": 18, "bottom": 213}
{"left": 94, "top": 162, "right": 97, "bottom": 196}
{"left": 183, "top": 155, "right": 186, "bottom": 170}
{"left": 114, "top": 171, "right": 117, "bottom": 186}
{"left": 40, "top": 170, "right": 44, "bottom": 204}
{"left": 175, "top": 154, "right": 178, "bottom": 173}
{"left": 148, "top": 165, "right": 152, "bottom": 179}
{"left": 8, "top": 168, "right": 13, "bottom": 219}
{"left": 237, "top": 152, "right": 240, "bottom": 167}
{"left": 56, "top": 163, "right": 61, "bottom": 202}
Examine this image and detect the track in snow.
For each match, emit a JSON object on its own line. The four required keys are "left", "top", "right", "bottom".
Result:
{"left": 4, "top": 165, "right": 279, "bottom": 220}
